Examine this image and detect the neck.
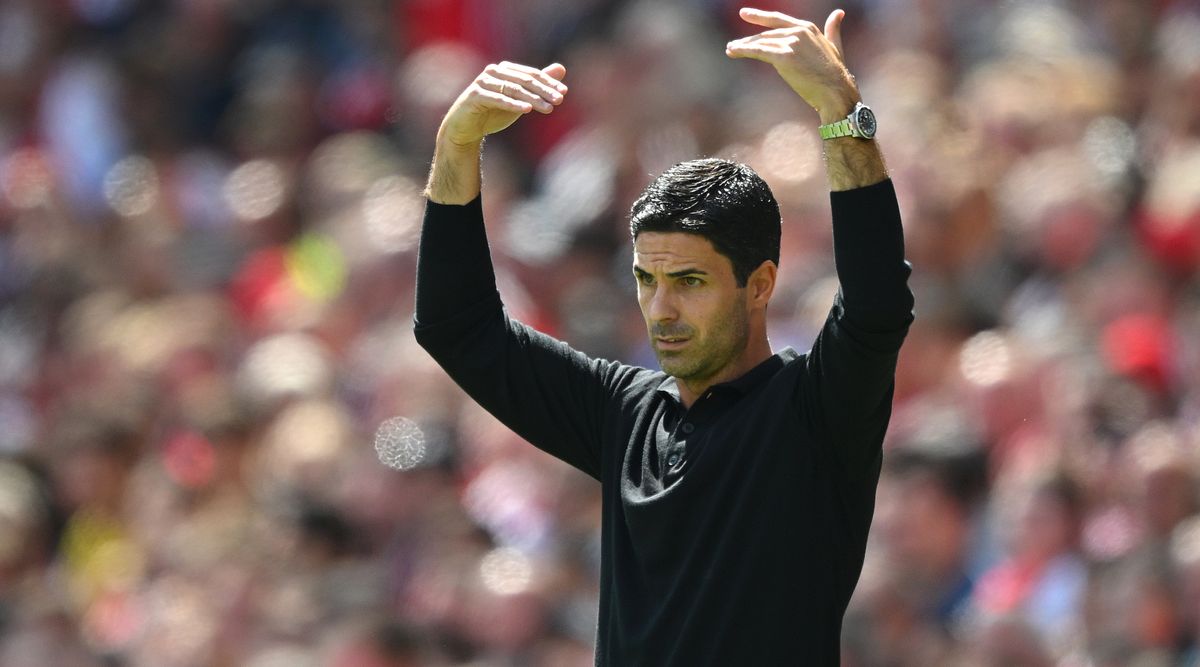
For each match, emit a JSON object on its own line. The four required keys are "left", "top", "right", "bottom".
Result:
{"left": 676, "top": 335, "right": 772, "bottom": 407}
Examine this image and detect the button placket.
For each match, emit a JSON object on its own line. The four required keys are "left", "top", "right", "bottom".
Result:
{"left": 668, "top": 411, "right": 702, "bottom": 472}
{"left": 663, "top": 398, "right": 713, "bottom": 476}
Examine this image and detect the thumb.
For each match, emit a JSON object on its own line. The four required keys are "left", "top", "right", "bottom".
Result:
{"left": 542, "top": 62, "right": 567, "bottom": 81}
{"left": 824, "top": 9, "right": 845, "bottom": 58}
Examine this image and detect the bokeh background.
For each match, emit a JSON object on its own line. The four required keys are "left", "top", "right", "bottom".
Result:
{"left": 0, "top": 0, "right": 1198, "bottom": 665}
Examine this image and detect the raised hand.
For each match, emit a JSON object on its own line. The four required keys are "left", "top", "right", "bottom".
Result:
{"left": 725, "top": 8, "right": 858, "bottom": 123}
{"left": 427, "top": 61, "right": 567, "bottom": 203}
{"left": 439, "top": 62, "right": 568, "bottom": 147}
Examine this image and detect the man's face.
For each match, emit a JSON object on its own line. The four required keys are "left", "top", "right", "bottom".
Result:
{"left": 633, "top": 232, "right": 750, "bottom": 383}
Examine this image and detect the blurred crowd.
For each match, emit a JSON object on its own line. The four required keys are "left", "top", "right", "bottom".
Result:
{"left": 0, "top": 0, "right": 1198, "bottom": 665}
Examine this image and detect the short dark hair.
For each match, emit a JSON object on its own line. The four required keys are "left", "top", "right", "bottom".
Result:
{"left": 629, "top": 158, "right": 781, "bottom": 286}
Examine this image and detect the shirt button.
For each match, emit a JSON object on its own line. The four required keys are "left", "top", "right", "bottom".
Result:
{"left": 667, "top": 454, "right": 680, "bottom": 467}
{"left": 681, "top": 423, "right": 695, "bottom": 434}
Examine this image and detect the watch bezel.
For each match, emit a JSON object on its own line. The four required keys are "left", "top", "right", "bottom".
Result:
{"left": 851, "top": 103, "right": 877, "bottom": 139}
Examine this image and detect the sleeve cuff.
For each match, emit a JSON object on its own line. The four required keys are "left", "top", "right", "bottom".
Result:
{"left": 829, "top": 178, "right": 898, "bottom": 222}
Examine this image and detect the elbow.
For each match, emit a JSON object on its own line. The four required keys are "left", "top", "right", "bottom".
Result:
{"left": 901, "top": 284, "right": 916, "bottom": 326}
{"left": 412, "top": 293, "right": 505, "bottom": 360}
{"left": 893, "top": 260, "right": 916, "bottom": 327}
{"left": 413, "top": 317, "right": 436, "bottom": 351}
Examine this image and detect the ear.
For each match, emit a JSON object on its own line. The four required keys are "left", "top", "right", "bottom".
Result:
{"left": 746, "top": 260, "right": 777, "bottom": 308}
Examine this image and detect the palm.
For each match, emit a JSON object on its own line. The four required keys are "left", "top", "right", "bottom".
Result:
{"left": 447, "top": 98, "right": 523, "bottom": 144}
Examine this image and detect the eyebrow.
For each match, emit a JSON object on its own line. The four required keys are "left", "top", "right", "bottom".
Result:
{"left": 632, "top": 266, "right": 708, "bottom": 279}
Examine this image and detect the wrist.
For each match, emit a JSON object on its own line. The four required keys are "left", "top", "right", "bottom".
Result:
{"left": 426, "top": 130, "right": 484, "bottom": 205}
{"left": 436, "top": 133, "right": 483, "bottom": 153}
{"left": 813, "top": 80, "right": 861, "bottom": 125}
{"left": 816, "top": 96, "right": 859, "bottom": 125}
{"left": 436, "top": 123, "right": 484, "bottom": 152}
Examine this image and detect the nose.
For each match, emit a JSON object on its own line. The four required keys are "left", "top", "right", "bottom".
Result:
{"left": 646, "top": 284, "right": 678, "bottom": 324}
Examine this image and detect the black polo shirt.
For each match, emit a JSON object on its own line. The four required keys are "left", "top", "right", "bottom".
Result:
{"left": 414, "top": 179, "right": 913, "bottom": 665}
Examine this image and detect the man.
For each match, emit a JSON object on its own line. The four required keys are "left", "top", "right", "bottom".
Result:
{"left": 415, "top": 7, "right": 913, "bottom": 665}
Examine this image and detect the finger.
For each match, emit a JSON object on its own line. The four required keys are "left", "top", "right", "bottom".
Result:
{"left": 482, "top": 71, "right": 556, "bottom": 110}
{"left": 726, "top": 33, "right": 798, "bottom": 53}
{"left": 487, "top": 66, "right": 561, "bottom": 106}
{"left": 479, "top": 74, "right": 552, "bottom": 113}
{"left": 472, "top": 85, "right": 533, "bottom": 114}
{"left": 738, "top": 7, "right": 805, "bottom": 29}
{"left": 727, "top": 35, "right": 796, "bottom": 49}
{"left": 725, "top": 40, "right": 791, "bottom": 60}
{"left": 498, "top": 61, "right": 569, "bottom": 94}
{"left": 740, "top": 26, "right": 810, "bottom": 39}
{"left": 726, "top": 31, "right": 803, "bottom": 50}
{"left": 541, "top": 62, "right": 567, "bottom": 83}
{"left": 824, "top": 9, "right": 845, "bottom": 58}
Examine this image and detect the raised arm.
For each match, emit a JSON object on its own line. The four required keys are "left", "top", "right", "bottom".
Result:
{"left": 726, "top": 8, "right": 887, "bottom": 191}
{"left": 728, "top": 9, "right": 913, "bottom": 477}
{"left": 415, "top": 62, "right": 646, "bottom": 480}
{"left": 417, "top": 61, "right": 567, "bottom": 325}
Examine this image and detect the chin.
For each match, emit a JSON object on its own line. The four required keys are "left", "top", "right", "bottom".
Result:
{"left": 654, "top": 353, "right": 683, "bottom": 374}
{"left": 656, "top": 354, "right": 701, "bottom": 380}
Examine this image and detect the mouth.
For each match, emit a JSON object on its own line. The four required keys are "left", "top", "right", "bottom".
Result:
{"left": 654, "top": 337, "right": 690, "bottom": 351}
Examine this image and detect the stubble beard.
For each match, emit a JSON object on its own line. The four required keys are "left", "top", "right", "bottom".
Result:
{"left": 653, "top": 296, "right": 749, "bottom": 385}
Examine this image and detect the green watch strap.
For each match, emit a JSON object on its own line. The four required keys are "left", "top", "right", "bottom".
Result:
{"left": 819, "top": 118, "right": 854, "bottom": 140}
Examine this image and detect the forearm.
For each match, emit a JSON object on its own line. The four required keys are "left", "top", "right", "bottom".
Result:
{"left": 414, "top": 192, "right": 499, "bottom": 327}
{"left": 830, "top": 179, "right": 913, "bottom": 331}
{"left": 424, "top": 133, "right": 483, "bottom": 205}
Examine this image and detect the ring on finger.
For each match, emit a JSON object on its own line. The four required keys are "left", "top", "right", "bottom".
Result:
{"left": 499, "top": 82, "right": 507, "bottom": 97}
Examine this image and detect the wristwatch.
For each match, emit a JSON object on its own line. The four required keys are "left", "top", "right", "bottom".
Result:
{"left": 818, "top": 102, "right": 877, "bottom": 140}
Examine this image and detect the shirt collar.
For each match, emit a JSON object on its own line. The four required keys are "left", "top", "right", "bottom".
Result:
{"left": 655, "top": 347, "right": 798, "bottom": 402}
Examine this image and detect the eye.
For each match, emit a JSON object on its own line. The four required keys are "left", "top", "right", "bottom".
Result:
{"left": 681, "top": 276, "right": 703, "bottom": 287}
{"left": 637, "top": 272, "right": 655, "bottom": 286}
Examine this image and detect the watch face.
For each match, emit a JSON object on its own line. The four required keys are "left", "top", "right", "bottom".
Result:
{"left": 855, "top": 107, "right": 877, "bottom": 138}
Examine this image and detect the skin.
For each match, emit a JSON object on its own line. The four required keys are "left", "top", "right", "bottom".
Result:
{"left": 633, "top": 232, "right": 775, "bottom": 404}
{"left": 424, "top": 7, "right": 889, "bottom": 405}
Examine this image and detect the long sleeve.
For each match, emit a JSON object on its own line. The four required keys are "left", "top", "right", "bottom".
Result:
{"left": 413, "top": 196, "right": 642, "bottom": 480}
{"left": 414, "top": 196, "right": 500, "bottom": 322}
{"left": 795, "top": 178, "right": 914, "bottom": 476}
